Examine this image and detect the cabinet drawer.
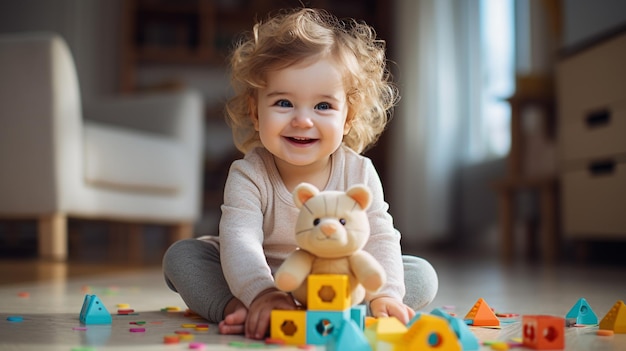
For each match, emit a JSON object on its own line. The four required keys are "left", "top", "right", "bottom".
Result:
{"left": 559, "top": 99, "right": 626, "bottom": 161}
{"left": 557, "top": 32, "right": 626, "bottom": 124}
{"left": 561, "top": 162, "right": 626, "bottom": 238}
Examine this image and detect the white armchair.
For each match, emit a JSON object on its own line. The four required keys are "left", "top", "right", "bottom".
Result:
{"left": 0, "top": 32, "right": 205, "bottom": 260}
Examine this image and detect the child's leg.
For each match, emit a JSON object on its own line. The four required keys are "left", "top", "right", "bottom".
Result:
{"left": 162, "top": 237, "right": 233, "bottom": 323}
{"left": 402, "top": 255, "right": 438, "bottom": 311}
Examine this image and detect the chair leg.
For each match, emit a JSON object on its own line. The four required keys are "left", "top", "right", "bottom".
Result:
{"left": 169, "top": 222, "right": 193, "bottom": 245}
{"left": 38, "top": 213, "right": 67, "bottom": 261}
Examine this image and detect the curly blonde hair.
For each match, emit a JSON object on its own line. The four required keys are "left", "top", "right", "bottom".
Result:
{"left": 225, "top": 8, "right": 398, "bottom": 154}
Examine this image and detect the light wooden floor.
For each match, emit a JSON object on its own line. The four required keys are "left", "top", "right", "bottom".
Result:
{"left": 0, "top": 251, "right": 625, "bottom": 350}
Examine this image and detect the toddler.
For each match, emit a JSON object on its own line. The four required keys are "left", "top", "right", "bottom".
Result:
{"left": 163, "top": 7, "right": 438, "bottom": 340}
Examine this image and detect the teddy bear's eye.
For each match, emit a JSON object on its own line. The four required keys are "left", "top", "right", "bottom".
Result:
{"left": 339, "top": 218, "right": 346, "bottom": 225}
{"left": 313, "top": 218, "right": 321, "bottom": 226}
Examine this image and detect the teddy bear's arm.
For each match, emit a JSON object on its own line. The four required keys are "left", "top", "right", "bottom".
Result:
{"left": 274, "top": 249, "right": 315, "bottom": 292}
{"left": 349, "top": 251, "right": 386, "bottom": 292}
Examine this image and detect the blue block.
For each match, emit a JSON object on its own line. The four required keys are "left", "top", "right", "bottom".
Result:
{"left": 351, "top": 305, "right": 367, "bottom": 330}
{"left": 306, "top": 309, "right": 351, "bottom": 345}
{"left": 79, "top": 294, "right": 112, "bottom": 325}
{"left": 327, "top": 319, "right": 372, "bottom": 351}
{"left": 565, "top": 298, "right": 598, "bottom": 325}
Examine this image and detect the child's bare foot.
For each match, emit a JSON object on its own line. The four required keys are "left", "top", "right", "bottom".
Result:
{"left": 218, "top": 298, "right": 247, "bottom": 335}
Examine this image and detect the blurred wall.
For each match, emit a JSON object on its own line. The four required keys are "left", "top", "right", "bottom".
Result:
{"left": 0, "top": 0, "right": 121, "bottom": 105}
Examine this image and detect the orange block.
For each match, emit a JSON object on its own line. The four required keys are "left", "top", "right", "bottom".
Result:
{"left": 522, "top": 315, "right": 565, "bottom": 350}
{"left": 464, "top": 298, "right": 500, "bottom": 326}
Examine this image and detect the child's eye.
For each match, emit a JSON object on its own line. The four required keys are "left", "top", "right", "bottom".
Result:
{"left": 315, "top": 102, "right": 332, "bottom": 110}
{"left": 275, "top": 99, "right": 293, "bottom": 108}
{"left": 313, "top": 218, "right": 321, "bottom": 226}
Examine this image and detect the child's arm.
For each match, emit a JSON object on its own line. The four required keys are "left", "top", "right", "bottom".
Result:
{"left": 220, "top": 161, "right": 278, "bottom": 308}
{"left": 362, "top": 162, "right": 406, "bottom": 303}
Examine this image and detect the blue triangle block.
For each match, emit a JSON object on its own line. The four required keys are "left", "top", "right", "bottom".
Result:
{"left": 79, "top": 294, "right": 112, "bottom": 324}
{"left": 565, "top": 298, "right": 598, "bottom": 325}
{"left": 449, "top": 317, "right": 480, "bottom": 351}
{"left": 431, "top": 307, "right": 453, "bottom": 321}
{"left": 327, "top": 319, "right": 372, "bottom": 351}
{"left": 407, "top": 312, "right": 425, "bottom": 327}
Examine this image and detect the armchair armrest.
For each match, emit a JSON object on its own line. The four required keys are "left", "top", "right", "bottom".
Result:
{"left": 83, "top": 89, "right": 204, "bottom": 142}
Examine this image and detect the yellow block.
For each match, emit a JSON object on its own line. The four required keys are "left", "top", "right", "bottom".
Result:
{"left": 270, "top": 310, "right": 307, "bottom": 345}
{"left": 404, "top": 314, "right": 461, "bottom": 351}
{"left": 307, "top": 274, "right": 351, "bottom": 311}
{"left": 365, "top": 317, "right": 408, "bottom": 346}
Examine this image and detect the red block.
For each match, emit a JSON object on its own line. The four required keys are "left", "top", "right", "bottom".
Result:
{"left": 522, "top": 315, "right": 565, "bottom": 350}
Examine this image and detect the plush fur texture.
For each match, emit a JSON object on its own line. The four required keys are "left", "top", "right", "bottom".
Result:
{"left": 274, "top": 183, "right": 386, "bottom": 306}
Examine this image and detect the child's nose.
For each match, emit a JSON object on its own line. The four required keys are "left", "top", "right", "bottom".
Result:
{"left": 291, "top": 110, "right": 314, "bottom": 128}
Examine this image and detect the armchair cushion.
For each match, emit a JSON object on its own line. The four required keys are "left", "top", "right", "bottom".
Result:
{"left": 84, "top": 121, "right": 184, "bottom": 194}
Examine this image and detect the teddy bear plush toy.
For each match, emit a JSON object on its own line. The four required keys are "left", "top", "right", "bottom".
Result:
{"left": 274, "top": 182, "right": 386, "bottom": 307}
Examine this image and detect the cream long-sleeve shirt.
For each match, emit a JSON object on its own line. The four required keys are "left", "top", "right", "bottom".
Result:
{"left": 215, "top": 145, "right": 405, "bottom": 308}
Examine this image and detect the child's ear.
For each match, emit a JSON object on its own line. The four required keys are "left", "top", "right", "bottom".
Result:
{"left": 249, "top": 96, "right": 259, "bottom": 131}
{"left": 343, "top": 121, "right": 351, "bottom": 135}
{"left": 343, "top": 109, "right": 354, "bottom": 135}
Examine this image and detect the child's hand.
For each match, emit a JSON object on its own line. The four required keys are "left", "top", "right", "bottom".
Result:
{"left": 245, "top": 288, "right": 297, "bottom": 339}
{"left": 369, "top": 296, "right": 415, "bottom": 325}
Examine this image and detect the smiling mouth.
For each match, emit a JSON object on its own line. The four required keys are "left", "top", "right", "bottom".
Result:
{"left": 286, "top": 136, "right": 318, "bottom": 145}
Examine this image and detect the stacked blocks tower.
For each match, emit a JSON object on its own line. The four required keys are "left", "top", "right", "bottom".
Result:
{"left": 271, "top": 274, "right": 464, "bottom": 350}
{"left": 599, "top": 300, "right": 626, "bottom": 333}
{"left": 271, "top": 274, "right": 368, "bottom": 347}
{"left": 522, "top": 315, "right": 565, "bottom": 350}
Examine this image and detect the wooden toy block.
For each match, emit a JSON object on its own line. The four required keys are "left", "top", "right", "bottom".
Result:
{"left": 306, "top": 309, "right": 351, "bottom": 345}
{"left": 270, "top": 309, "right": 307, "bottom": 345}
{"left": 599, "top": 300, "right": 626, "bottom": 333}
{"left": 327, "top": 319, "right": 372, "bottom": 351}
{"left": 522, "top": 315, "right": 565, "bottom": 350}
{"left": 79, "top": 294, "right": 112, "bottom": 324}
{"left": 364, "top": 316, "right": 407, "bottom": 346}
{"left": 565, "top": 297, "right": 598, "bottom": 325}
{"left": 402, "top": 314, "right": 461, "bottom": 351}
{"left": 307, "top": 274, "right": 351, "bottom": 311}
{"left": 464, "top": 298, "right": 500, "bottom": 326}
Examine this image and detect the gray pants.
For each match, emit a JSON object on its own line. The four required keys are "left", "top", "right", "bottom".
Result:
{"left": 162, "top": 238, "right": 439, "bottom": 323}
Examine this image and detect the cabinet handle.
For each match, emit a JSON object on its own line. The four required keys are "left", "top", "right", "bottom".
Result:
{"left": 585, "top": 109, "right": 611, "bottom": 128}
{"left": 588, "top": 160, "right": 615, "bottom": 176}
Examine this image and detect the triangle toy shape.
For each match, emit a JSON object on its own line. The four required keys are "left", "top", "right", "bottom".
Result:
{"left": 599, "top": 300, "right": 626, "bottom": 333}
{"left": 328, "top": 319, "right": 372, "bottom": 351}
{"left": 79, "top": 294, "right": 112, "bottom": 324}
{"left": 464, "top": 298, "right": 499, "bottom": 326}
{"left": 565, "top": 297, "right": 598, "bottom": 325}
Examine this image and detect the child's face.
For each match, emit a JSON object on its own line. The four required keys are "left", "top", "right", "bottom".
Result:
{"left": 254, "top": 57, "right": 350, "bottom": 168}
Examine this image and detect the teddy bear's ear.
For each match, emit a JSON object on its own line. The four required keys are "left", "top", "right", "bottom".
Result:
{"left": 293, "top": 183, "right": 319, "bottom": 208}
{"left": 346, "top": 184, "right": 372, "bottom": 210}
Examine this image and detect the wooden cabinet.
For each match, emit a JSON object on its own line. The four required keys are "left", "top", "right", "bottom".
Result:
{"left": 556, "top": 29, "right": 626, "bottom": 239}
